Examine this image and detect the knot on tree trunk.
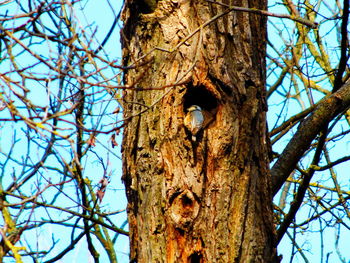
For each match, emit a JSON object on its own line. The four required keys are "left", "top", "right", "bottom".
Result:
{"left": 169, "top": 189, "right": 200, "bottom": 230}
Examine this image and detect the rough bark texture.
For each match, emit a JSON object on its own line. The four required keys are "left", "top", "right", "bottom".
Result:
{"left": 121, "top": 0, "right": 276, "bottom": 262}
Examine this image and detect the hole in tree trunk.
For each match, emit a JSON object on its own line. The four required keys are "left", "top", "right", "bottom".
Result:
{"left": 188, "top": 252, "right": 202, "bottom": 263}
{"left": 181, "top": 194, "right": 193, "bottom": 207}
{"left": 183, "top": 83, "right": 218, "bottom": 112}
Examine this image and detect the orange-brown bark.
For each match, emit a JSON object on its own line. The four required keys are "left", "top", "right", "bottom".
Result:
{"left": 121, "top": 1, "right": 276, "bottom": 262}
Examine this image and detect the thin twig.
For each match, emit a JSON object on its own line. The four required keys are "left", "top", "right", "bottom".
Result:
{"left": 206, "top": 0, "right": 318, "bottom": 28}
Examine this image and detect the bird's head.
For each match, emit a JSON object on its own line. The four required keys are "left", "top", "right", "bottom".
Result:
{"left": 187, "top": 105, "right": 201, "bottom": 112}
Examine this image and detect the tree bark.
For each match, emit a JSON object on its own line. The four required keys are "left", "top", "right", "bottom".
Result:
{"left": 121, "top": 0, "right": 276, "bottom": 262}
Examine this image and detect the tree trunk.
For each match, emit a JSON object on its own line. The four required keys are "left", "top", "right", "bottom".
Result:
{"left": 121, "top": 0, "right": 276, "bottom": 262}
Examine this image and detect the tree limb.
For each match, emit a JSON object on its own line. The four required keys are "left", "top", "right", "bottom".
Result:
{"left": 332, "top": 0, "right": 349, "bottom": 92}
{"left": 276, "top": 126, "right": 327, "bottom": 244}
{"left": 271, "top": 79, "right": 350, "bottom": 196}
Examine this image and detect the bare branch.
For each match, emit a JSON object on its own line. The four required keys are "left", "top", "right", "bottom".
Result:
{"left": 271, "top": 79, "right": 350, "bottom": 196}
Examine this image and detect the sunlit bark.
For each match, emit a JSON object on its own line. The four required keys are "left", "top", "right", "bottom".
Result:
{"left": 121, "top": 1, "right": 276, "bottom": 262}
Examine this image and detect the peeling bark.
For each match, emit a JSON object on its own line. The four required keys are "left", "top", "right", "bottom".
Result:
{"left": 121, "top": 1, "right": 276, "bottom": 262}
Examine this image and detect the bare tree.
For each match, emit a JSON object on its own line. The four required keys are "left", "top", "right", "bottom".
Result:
{"left": 268, "top": 0, "right": 350, "bottom": 261}
{"left": 0, "top": 0, "right": 349, "bottom": 262}
{"left": 121, "top": 0, "right": 349, "bottom": 262}
{"left": 0, "top": 1, "right": 127, "bottom": 262}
